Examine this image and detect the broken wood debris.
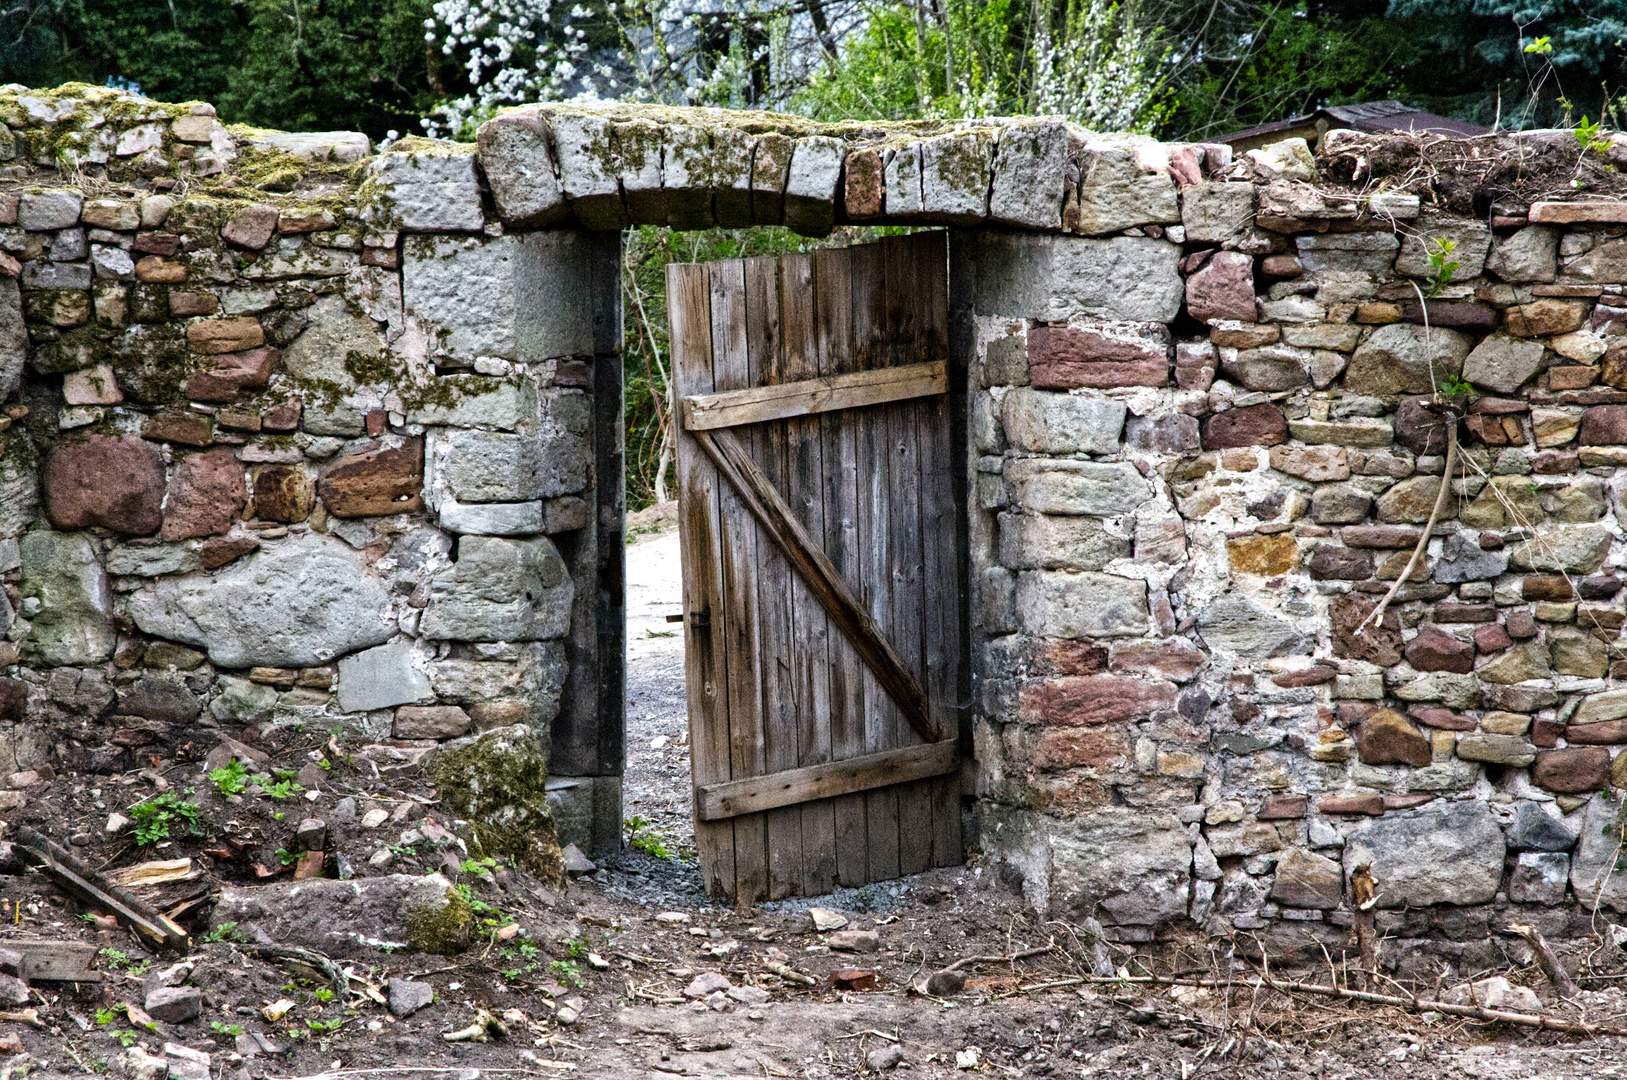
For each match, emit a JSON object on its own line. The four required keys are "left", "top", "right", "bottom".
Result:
{"left": 109, "top": 858, "right": 195, "bottom": 888}
{"left": 11, "top": 826, "right": 186, "bottom": 950}
{"left": 0, "top": 941, "right": 99, "bottom": 983}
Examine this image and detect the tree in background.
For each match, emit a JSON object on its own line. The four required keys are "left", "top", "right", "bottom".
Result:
{"left": 0, "top": 0, "right": 455, "bottom": 141}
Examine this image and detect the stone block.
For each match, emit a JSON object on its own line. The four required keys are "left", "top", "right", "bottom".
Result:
{"left": 1395, "top": 220, "right": 1491, "bottom": 279}
{"left": 1532, "top": 747, "right": 1610, "bottom": 793}
{"left": 1462, "top": 334, "right": 1545, "bottom": 394}
{"left": 1200, "top": 403, "right": 1286, "bottom": 449}
{"left": 975, "top": 233, "right": 1182, "bottom": 322}
{"left": 1507, "top": 801, "right": 1578, "bottom": 852}
{"left": 1186, "top": 251, "right": 1256, "bottom": 323}
{"left": 783, "top": 136, "right": 844, "bottom": 236}
{"left": 1180, "top": 182, "right": 1255, "bottom": 244}
{"left": 476, "top": 109, "right": 568, "bottom": 229}
{"left": 1014, "top": 571, "right": 1148, "bottom": 638}
{"left": 162, "top": 447, "right": 247, "bottom": 541}
{"left": 1073, "top": 143, "right": 1179, "bottom": 235}
{"left": 1226, "top": 533, "right": 1298, "bottom": 575}
{"left": 1268, "top": 848, "right": 1343, "bottom": 909}
{"left": 18, "top": 189, "right": 81, "bottom": 231}
{"left": 547, "top": 109, "right": 630, "bottom": 226}
{"left": 997, "top": 512, "right": 1128, "bottom": 571}
{"left": 1027, "top": 323, "right": 1170, "bottom": 388}
{"left": 20, "top": 530, "right": 113, "bottom": 666}
{"left": 1004, "top": 458, "right": 1149, "bottom": 516}
{"left": 129, "top": 532, "right": 395, "bottom": 668}
{"left": 319, "top": 439, "right": 424, "bottom": 518}
{"left": 919, "top": 129, "right": 995, "bottom": 224}
{"left": 1197, "top": 594, "right": 1307, "bottom": 660}
{"left": 44, "top": 435, "right": 164, "bottom": 535}
{"left": 1221, "top": 345, "right": 1307, "bottom": 391}
{"left": 1342, "top": 800, "right": 1503, "bottom": 908}
{"left": 362, "top": 141, "right": 483, "bottom": 232}
{"left": 403, "top": 231, "right": 613, "bottom": 362}
{"left": 1508, "top": 851, "right": 1570, "bottom": 905}
{"left": 987, "top": 119, "right": 1073, "bottom": 230}
{"left": 419, "top": 536, "right": 573, "bottom": 642}
{"left": 336, "top": 639, "right": 432, "bottom": 713}
{"left": 1000, "top": 389, "right": 1126, "bottom": 454}
{"left": 439, "top": 499, "right": 545, "bottom": 536}
{"left": 1344, "top": 323, "right": 1472, "bottom": 395}
{"left": 1572, "top": 794, "right": 1627, "bottom": 911}
{"left": 1017, "top": 673, "right": 1174, "bottom": 725}
{"left": 394, "top": 705, "right": 472, "bottom": 740}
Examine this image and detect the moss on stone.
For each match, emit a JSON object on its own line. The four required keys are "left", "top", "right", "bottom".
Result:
{"left": 428, "top": 726, "right": 566, "bottom": 890}
{"left": 403, "top": 885, "right": 474, "bottom": 955}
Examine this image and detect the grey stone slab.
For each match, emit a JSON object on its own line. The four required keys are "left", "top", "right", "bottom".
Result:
{"left": 1001, "top": 389, "right": 1126, "bottom": 454}
{"left": 1197, "top": 594, "right": 1308, "bottom": 660}
{"left": 336, "top": 638, "right": 432, "bottom": 713}
{"left": 405, "top": 376, "right": 537, "bottom": 431}
{"left": 920, "top": 128, "right": 995, "bottom": 224}
{"left": 783, "top": 136, "right": 844, "bottom": 236}
{"left": 19, "top": 529, "right": 113, "bottom": 665}
{"left": 438, "top": 499, "right": 545, "bottom": 536}
{"left": 1004, "top": 458, "right": 1150, "bottom": 515}
{"left": 1014, "top": 570, "right": 1149, "bottom": 638}
{"left": 547, "top": 109, "right": 625, "bottom": 230}
{"left": 1073, "top": 142, "right": 1179, "bottom": 235}
{"left": 1343, "top": 800, "right": 1505, "bottom": 908}
{"left": 976, "top": 233, "right": 1182, "bottom": 322}
{"left": 0, "top": 276, "right": 25, "bottom": 400}
{"left": 403, "top": 231, "right": 610, "bottom": 362}
{"left": 362, "top": 142, "right": 483, "bottom": 232}
{"left": 128, "top": 532, "right": 395, "bottom": 668}
{"left": 419, "top": 536, "right": 573, "bottom": 642}
{"left": 282, "top": 295, "right": 385, "bottom": 388}
{"left": 988, "top": 119, "right": 1074, "bottom": 230}
{"left": 1181, "top": 182, "right": 1255, "bottom": 244}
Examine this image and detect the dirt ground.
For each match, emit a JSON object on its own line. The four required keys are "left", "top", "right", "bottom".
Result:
{"left": 2, "top": 508, "right": 1627, "bottom": 1079}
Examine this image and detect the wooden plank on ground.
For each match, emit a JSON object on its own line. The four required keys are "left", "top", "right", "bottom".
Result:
{"left": 680, "top": 361, "right": 947, "bottom": 430}
{"left": 669, "top": 261, "right": 736, "bottom": 900}
{"left": 697, "top": 741, "right": 959, "bottom": 820}
{"left": 0, "top": 940, "right": 101, "bottom": 982}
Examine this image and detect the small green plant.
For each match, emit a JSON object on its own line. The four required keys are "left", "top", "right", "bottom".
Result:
{"left": 625, "top": 816, "right": 676, "bottom": 860}
{"left": 128, "top": 791, "right": 202, "bottom": 846}
{"left": 642, "top": 628, "right": 677, "bottom": 639}
{"left": 1437, "top": 377, "right": 1473, "bottom": 398}
{"left": 208, "top": 760, "right": 250, "bottom": 798}
{"left": 314, "top": 988, "right": 334, "bottom": 1003}
{"left": 99, "top": 949, "right": 152, "bottom": 977}
{"left": 94, "top": 1007, "right": 122, "bottom": 1025}
{"left": 1422, "top": 237, "right": 1459, "bottom": 299}
{"left": 548, "top": 959, "right": 585, "bottom": 988}
{"left": 113, "top": 1030, "right": 140, "bottom": 1048}
{"left": 1576, "top": 115, "right": 1612, "bottom": 155}
{"left": 253, "top": 770, "right": 304, "bottom": 800}
{"left": 306, "top": 1018, "right": 344, "bottom": 1034}
{"left": 567, "top": 937, "right": 589, "bottom": 960}
{"left": 210, "top": 1021, "right": 245, "bottom": 1037}
{"left": 1524, "top": 35, "right": 1553, "bottom": 56}
{"left": 274, "top": 848, "right": 298, "bottom": 867}
{"left": 203, "top": 922, "right": 247, "bottom": 944}
{"left": 460, "top": 856, "right": 499, "bottom": 875}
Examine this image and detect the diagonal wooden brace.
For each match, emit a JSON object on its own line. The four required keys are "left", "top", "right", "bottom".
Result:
{"left": 693, "top": 426, "right": 939, "bottom": 745}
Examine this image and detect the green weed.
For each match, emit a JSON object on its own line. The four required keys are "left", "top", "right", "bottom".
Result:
{"left": 1422, "top": 238, "right": 1459, "bottom": 300}
{"left": 128, "top": 791, "right": 202, "bottom": 846}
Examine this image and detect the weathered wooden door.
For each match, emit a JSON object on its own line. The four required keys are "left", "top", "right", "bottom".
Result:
{"left": 667, "top": 231, "right": 965, "bottom": 903}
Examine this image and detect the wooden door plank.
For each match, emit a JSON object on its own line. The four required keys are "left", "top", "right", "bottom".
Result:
{"left": 692, "top": 427, "right": 937, "bottom": 746}
{"left": 911, "top": 233, "right": 963, "bottom": 869}
{"left": 667, "top": 261, "right": 736, "bottom": 898}
{"left": 696, "top": 741, "right": 959, "bottom": 820}
{"left": 781, "top": 251, "right": 837, "bottom": 896}
{"left": 819, "top": 245, "right": 868, "bottom": 889}
{"left": 680, "top": 362, "right": 947, "bottom": 430}
{"left": 709, "top": 259, "right": 769, "bottom": 906}
{"left": 884, "top": 235, "right": 934, "bottom": 880}
{"left": 743, "top": 254, "right": 801, "bottom": 901}
{"left": 854, "top": 242, "right": 900, "bottom": 886}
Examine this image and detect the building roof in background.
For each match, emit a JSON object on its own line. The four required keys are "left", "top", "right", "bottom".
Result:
{"left": 1220, "top": 100, "right": 1490, "bottom": 151}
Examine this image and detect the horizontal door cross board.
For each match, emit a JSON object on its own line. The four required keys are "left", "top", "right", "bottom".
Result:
{"left": 693, "top": 426, "right": 937, "bottom": 744}
{"left": 682, "top": 360, "right": 946, "bottom": 431}
{"left": 698, "top": 740, "right": 958, "bottom": 820}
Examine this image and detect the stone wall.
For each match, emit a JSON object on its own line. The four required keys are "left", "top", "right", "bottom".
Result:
{"left": 0, "top": 84, "right": 619, "bottom": 854}
{"left": 7, "top": 84, "right": 1627, "bottom": 950}
{"left": 963, "top": 130, "right": 1627, "bottom": 969}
